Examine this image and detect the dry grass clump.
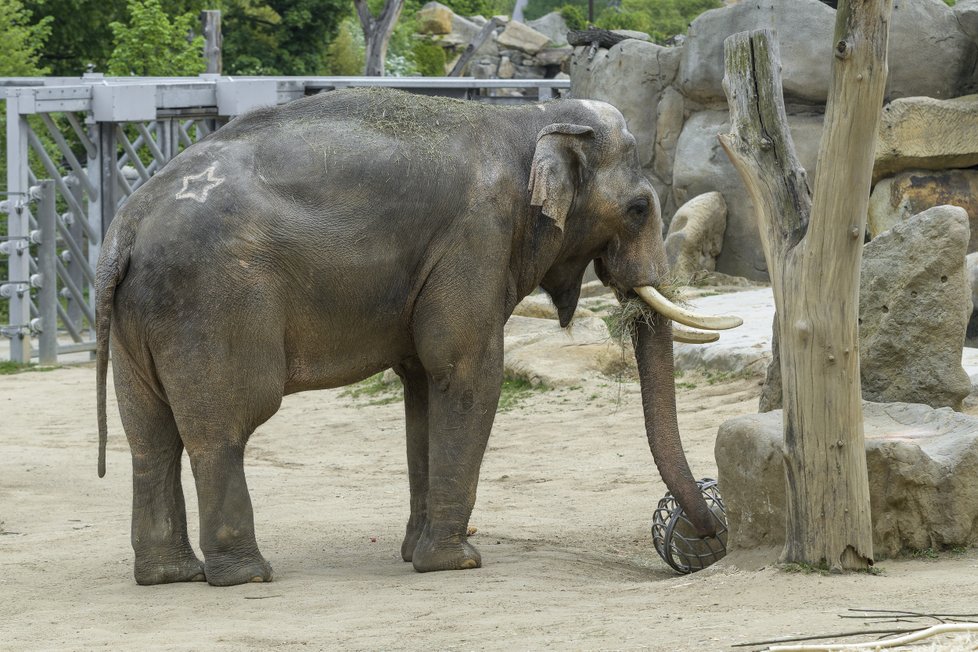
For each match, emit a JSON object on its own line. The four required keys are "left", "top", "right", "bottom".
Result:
{"left": 606, "top": 273, "right": 691, "bottom": 345}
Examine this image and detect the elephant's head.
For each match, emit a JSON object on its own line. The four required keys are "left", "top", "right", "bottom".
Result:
{"left": 530, "top": 101, "right": 741, "bottom": 537}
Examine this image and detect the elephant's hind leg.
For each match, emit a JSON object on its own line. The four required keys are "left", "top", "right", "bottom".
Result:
{"left": 169, "top": 367, "right": 282, "bottom": 586}
{"left": 114, "top": 350, "right": 204, "bottom": 585}
{"left": 185, "top": 441, "right": 273, "bottom": 586}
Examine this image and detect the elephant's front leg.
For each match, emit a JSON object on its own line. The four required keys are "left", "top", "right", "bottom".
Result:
{"left": 411, "top": 339, "right": 503, "bottom": 572}
{"left": 394, "top": 357, "right": 429, "bottom": 562}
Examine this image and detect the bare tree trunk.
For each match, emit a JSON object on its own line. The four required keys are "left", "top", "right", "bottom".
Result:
{"left": 719, "top": 0, "right": 893, "bottom": 571}
{"left": 354, "top": 0, "right": 405, "bottom": 77}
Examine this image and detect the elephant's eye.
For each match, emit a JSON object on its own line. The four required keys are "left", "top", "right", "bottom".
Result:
{"left": 627, "top": 198, "right": 649, "bottom": 219}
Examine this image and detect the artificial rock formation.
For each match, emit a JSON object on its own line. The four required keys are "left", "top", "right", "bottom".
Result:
{"left": 868, "top": 169, "right": 978, "bottom": 252}
{"left": 570, "top": 40, "right": 679, "bottom": 212}
{"left": 716, "top": 402, "right": 978, "bottom": 558}
{"left": 415, "top": 3, "right": 572, "bottom": 82}
{"left": 859, "top": 205, "right": 973, "bottom": 410}
{"left": 664, "top": 192, "right": 726, "bottom": 280}
{"left": 570, "top": 0, "right": 978, "bottom": 280}
{"left": 761, "top": 205, "right": 973, "bottom": 412}
{"left": 874, "top": 95, "right": 978, "bottom": 183}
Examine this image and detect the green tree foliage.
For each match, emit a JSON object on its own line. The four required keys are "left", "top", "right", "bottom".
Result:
{"left": 524, "top": 0, "right": 720, "bottom": 42}
{"left": 107, "top": 0, "right": 206, "bottom": 76}
{"left": 558, "top": 3, "right": 585, "bottom": 30}
{"left": 325, "top": 17, "right": 364, "bottom": 74}
{"left": 412, "top": 39, "right": 446, "bottom": 75}
{"left": 1, "top": 2, "right": 52, "bottom": 321}
{"left": 23, "top": 0, "right": 126, "bottom": 75}
{"left": 1, "top": 0, "right": 52, "bottom": 75}
{"left": 598, "top": 0, "right": 721, "bottom": 42}
{"left": 222, "top": 0, "right": 350, "bottom": 75}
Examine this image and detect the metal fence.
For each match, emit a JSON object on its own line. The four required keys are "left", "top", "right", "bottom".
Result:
{"left": 1, "top": 74, "right": 570, "bottom": 364}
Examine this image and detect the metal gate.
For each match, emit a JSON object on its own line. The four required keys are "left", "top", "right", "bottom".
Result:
{"left": 1, "top": 75, "right": 570, "bottom": 364}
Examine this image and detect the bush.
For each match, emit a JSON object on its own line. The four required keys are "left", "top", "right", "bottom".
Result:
{"left": 326, "top": 18, "right": 364, "bottom": 75}
{"left": 412, "top": 40, "right": 447, "bottom": 76}
{"left": 106, "top": 0, "right": 205, "bottom": 76}
{"left": 559, "top": 4, "right": 586, "bottom": 30}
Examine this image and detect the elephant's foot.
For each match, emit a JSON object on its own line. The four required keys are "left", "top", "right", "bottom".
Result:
{"left": 134, "top": 547, "right": 205, "bottom": 585}
{"left": 401, "top": 518, "right": 427, "bottom": 562}
{"left": 411, "top": 527, "right": 482, "bottom": 572}
{"left": 203, "top": 550, "right": 273, "bottom": 586}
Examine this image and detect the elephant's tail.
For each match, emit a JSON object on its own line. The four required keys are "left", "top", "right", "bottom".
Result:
{"left": 95, "top": 225, "right": 133, "bottom": 478}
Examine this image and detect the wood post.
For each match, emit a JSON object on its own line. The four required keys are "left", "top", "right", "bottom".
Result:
{"left": 448, "top": 17, "right": 502, "bottom": 77}
{"left": 354, "top": 0, "right": 405, "bottom": 77}
{"left": 201, "top": 10, "right": 222, "bottom": 75}
{"left": 718, "top": 0, "right": 894, "bottom": 571}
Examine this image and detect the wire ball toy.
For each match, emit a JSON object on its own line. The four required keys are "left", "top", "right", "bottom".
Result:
{"left": 651, "top": 478, "right": 728, "bottom": 574}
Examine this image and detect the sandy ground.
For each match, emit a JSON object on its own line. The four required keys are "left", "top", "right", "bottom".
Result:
{"left": 2, "top": 363, "right": 977, "bottom": 651}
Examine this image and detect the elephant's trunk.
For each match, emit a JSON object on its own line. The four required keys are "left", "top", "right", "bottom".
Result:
{"left": 634, "top": 315, "right": 716, "bottom": 537}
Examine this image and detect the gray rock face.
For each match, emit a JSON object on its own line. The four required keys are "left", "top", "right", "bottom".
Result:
{"left": 956, "top": 0, "right": 978, "bottom": 40}
{"left": 874, "top": 95, "right": 978, "bottom": 183}
{"left": 503, "top": 315, "right": 618, "bottom": 387}
{"left": 496, "top": 20, "right": 551, "bottom": 54}
{"left": 664, "top": 192, "right": 727, "bottom": 280}
{"left": 527, "top": 12, "right": 569, "bottom": 46}
{"left": 860, "top": 205, "right": 973, "bottom": 410}
{"left": 967, "top": 252, "right": 978, "bottom": 345}
{"left": 868, "top": 169, "right": 978, "bottom": 253}
{"left": 672, "top": 111, "right": 824, "bottom": 280}
{"left": 679, "top": 0, "right": 975, "bottom": 105}
{"left": 679, "top": 0, "right": 836, "bottom": 105}
{"left": 569, "top": 40, "right": 680, "bottom": 174}
{"left": 715, "top": 402, "right": 978, "bottom": 557}
{"left": 888, "top": 0, "right": 977, "bottom": 100}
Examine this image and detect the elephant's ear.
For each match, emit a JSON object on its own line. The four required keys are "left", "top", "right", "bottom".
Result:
{"left": 528, "top": 123, "right": 594, "bottom": 230}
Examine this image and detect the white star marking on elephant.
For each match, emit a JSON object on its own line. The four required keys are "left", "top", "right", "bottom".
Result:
{"left": 175, "top": 164, "right": 226, "bottom": 203}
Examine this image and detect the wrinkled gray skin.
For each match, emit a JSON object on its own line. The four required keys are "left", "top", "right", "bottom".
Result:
{"left": 95, "top": 88, "right": 714, "bottom": 586}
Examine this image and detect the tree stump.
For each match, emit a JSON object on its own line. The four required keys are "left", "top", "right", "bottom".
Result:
{"left": 718, "top": 0, "right": 894, "bottom": 571}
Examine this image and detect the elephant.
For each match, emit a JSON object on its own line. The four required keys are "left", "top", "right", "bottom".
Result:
{"left": 95, "top": 87, "right": 740, "bottom": 586}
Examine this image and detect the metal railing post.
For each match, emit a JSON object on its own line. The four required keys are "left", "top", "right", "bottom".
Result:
{"left": 65, "top": 174, "right": 85, "bottom": 329}
{"left": 4, "top": 90, "right": 32, "bottom": 363}
{"left": 87, "top": 123, "right": 103, "bottom": 343}
{"left": 35, "top": 179, "right": 58, "bottom": 365}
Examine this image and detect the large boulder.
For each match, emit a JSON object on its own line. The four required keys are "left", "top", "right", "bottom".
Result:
{"left": 672, "top": 110, "right": 824, "bottom": 280}
{"left": 417, "top": 2, "right": 455, "bottom": 35}
{"left": 503, "top": 316, "right": 618, "bottom": 387}
{"left": 716, "top": 402, "right": 978, "bottom": 558}
{"left": 873, "top": 95, "right": 978, "bottom": 183}
{"left": 887, "top": 0, "right": 977, "bottom": 101}
{"left": 956, "top": 0, "right": 978, "bottom": 41}
{"left": 653, "top": 87, "right": 685, "bottom": 199}
{"left": 678, "top": 0, "right": 836, "bottom": 105}
{"left": 678, "top": 0, "right": 975, "bottom": 106}
{"left": 968, "top": 252, "right": 978, "bottom": 344}
{"left": 496, "top": 20, "right": 551, "bottom": 55}
{"left": 860, "top": 205, "right": 973, "bottom": 410}
{"left": 570, "top": 39, "right": 681, "bottom": 210}
{"left": 664, "top": 192, "right": 727, "bottom": 280}
{"left": 527, "top": 12, "right": 569, "bottom": 46}
{"left": 868, "top": 169, "right": 978, "bottom": 253}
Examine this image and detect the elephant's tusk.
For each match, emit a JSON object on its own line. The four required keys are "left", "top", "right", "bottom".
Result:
{"left": 672, "top": 325, "right": 720, "bottom": 344}
{"left": 634, "top": 286, "right": 743, "bottom": 331}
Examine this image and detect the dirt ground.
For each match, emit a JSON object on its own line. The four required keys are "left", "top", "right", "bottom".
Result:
{"left": 2, "top": 363, "right": 977, "bottom": 651}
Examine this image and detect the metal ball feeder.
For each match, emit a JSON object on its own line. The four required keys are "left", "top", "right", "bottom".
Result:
{"left": 651, "top": 478, "right": 728, "bottom": 574}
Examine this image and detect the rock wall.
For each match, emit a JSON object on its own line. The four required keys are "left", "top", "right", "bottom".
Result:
{"left": 571, "top": 0, "right": 978, "bottom": 280}
{"left": 416, "top": 2, "right": 573, "bottom": 90}
{"left": 716, "top": 402, "right": 978, "bottom": 558}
